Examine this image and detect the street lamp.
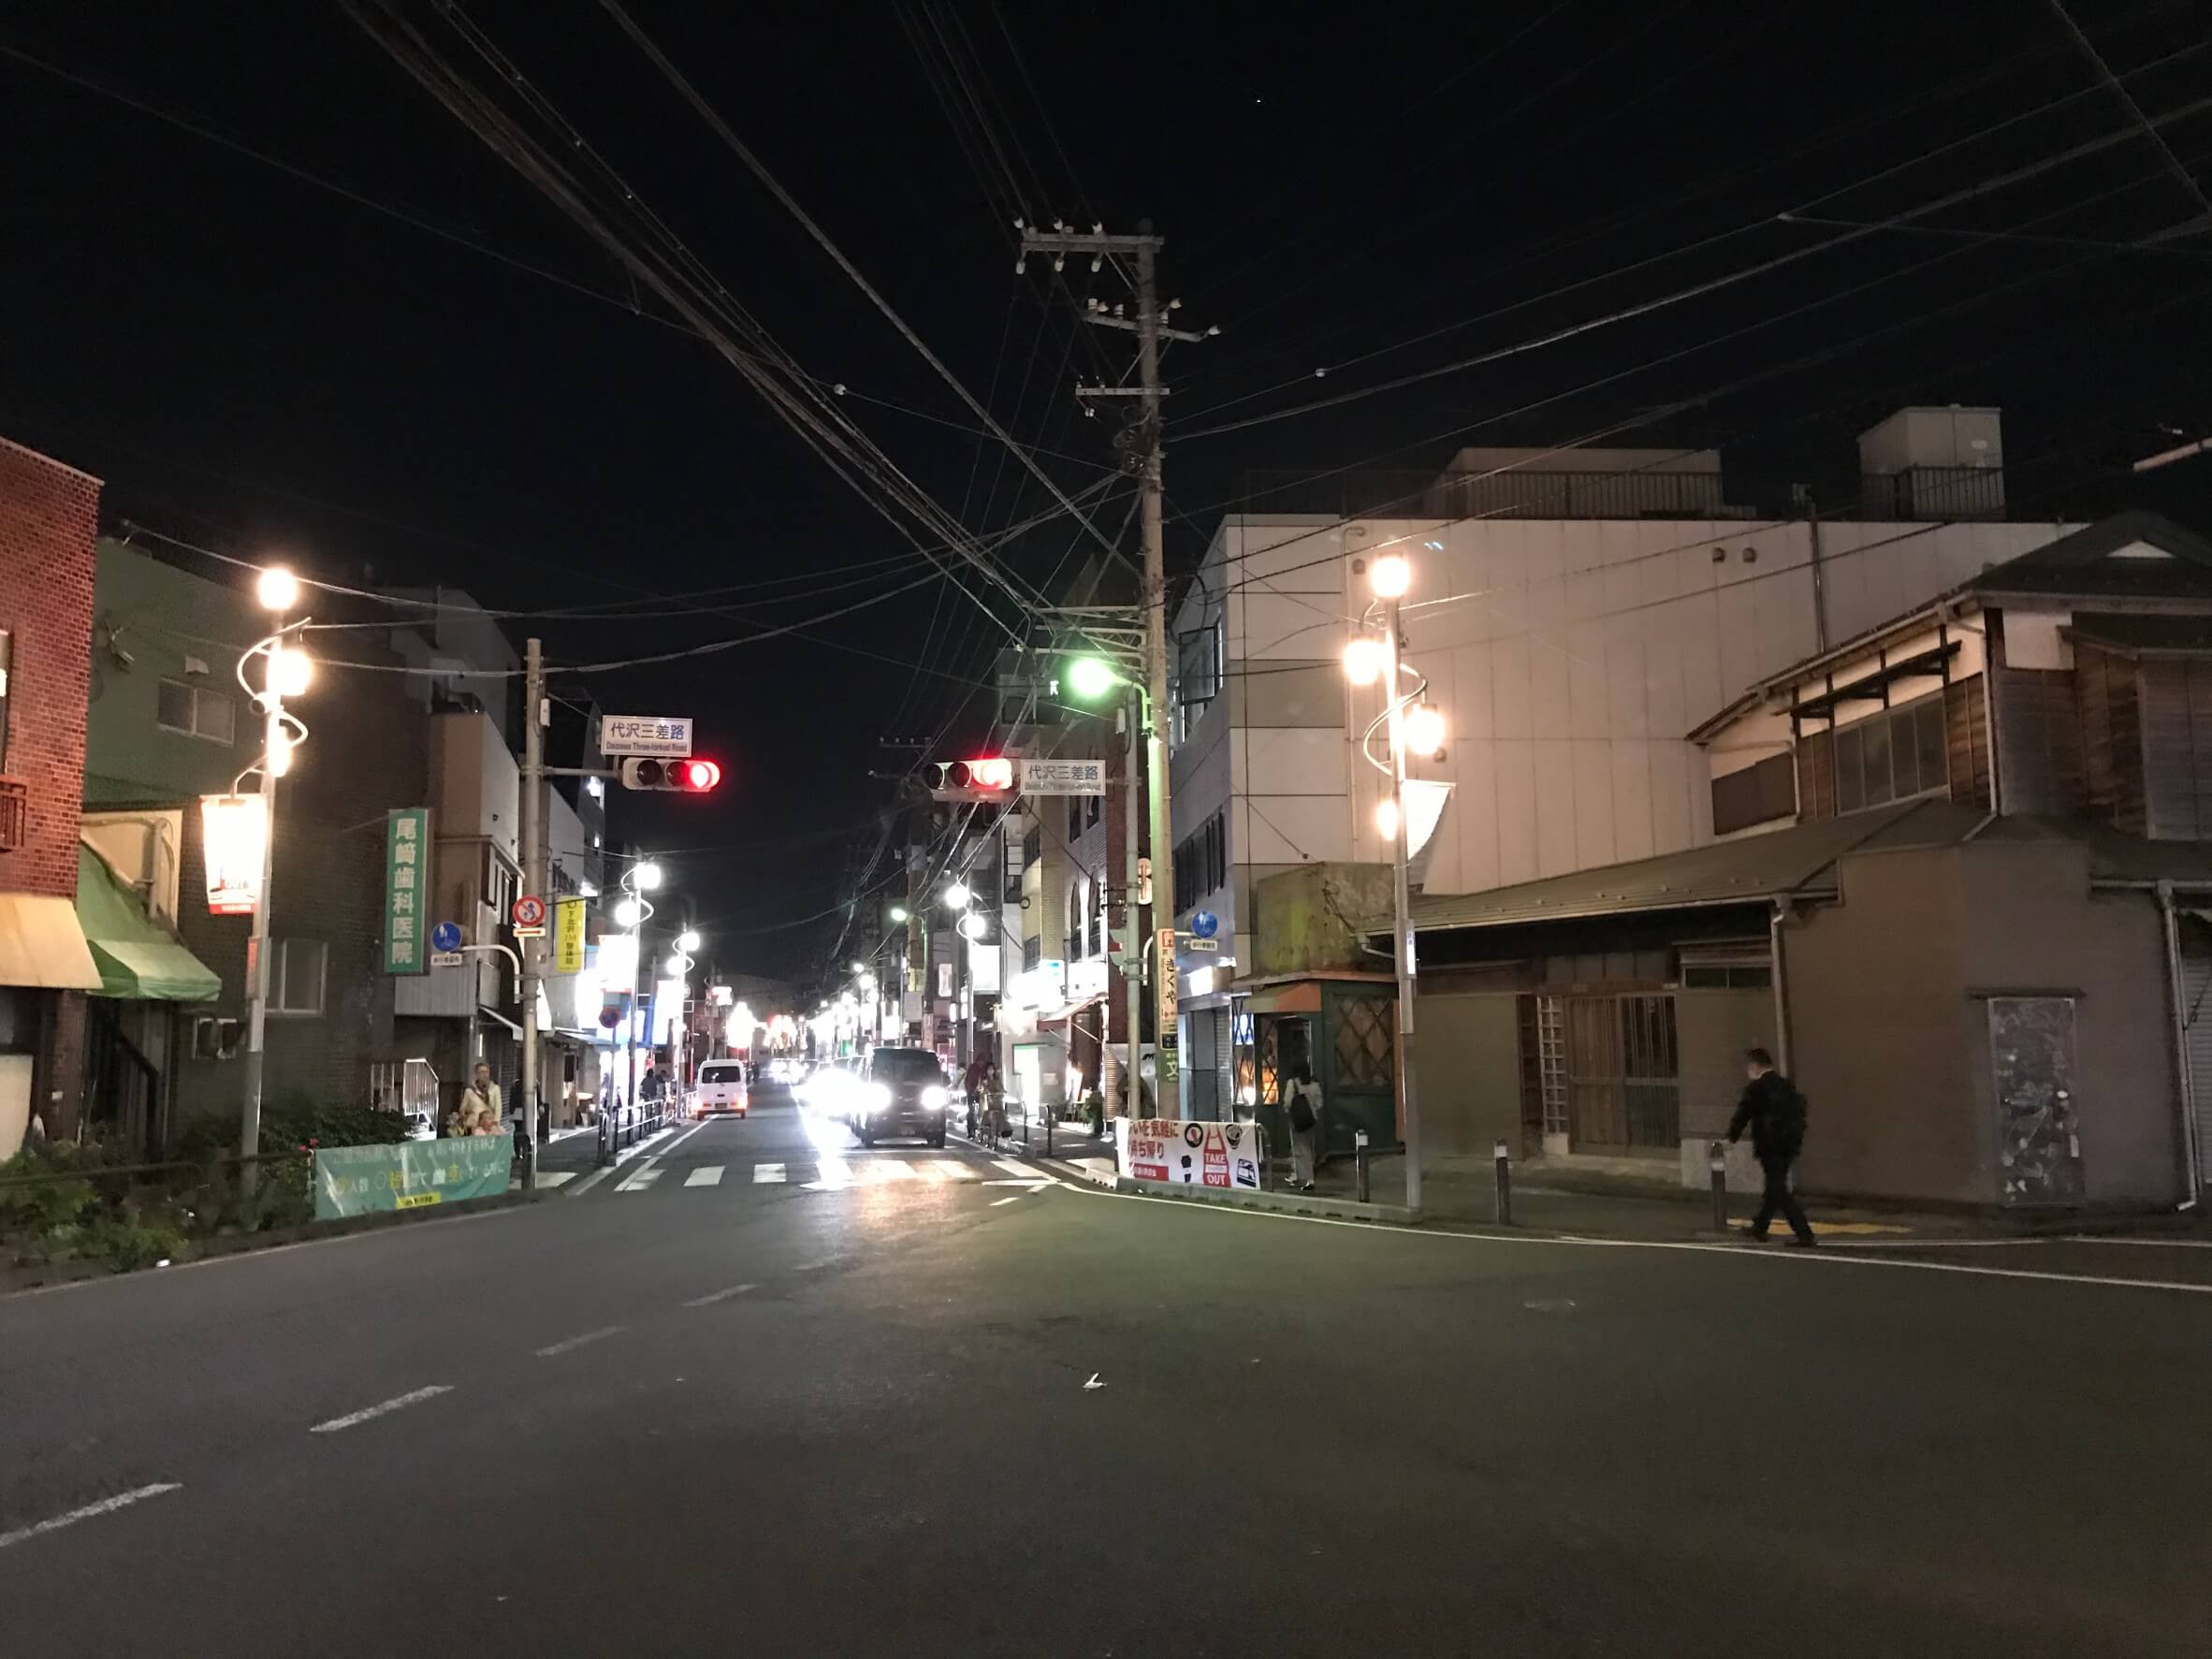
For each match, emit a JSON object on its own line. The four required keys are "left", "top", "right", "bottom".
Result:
{"left": 1067, "top": 654, "right": 1121, "bottom": 703}
{"left": 615, "top": 858, "right": 663, "bottom": 1114}
{"left": 1344, "top": 548, "right": 1444, "bottom": 1215}
{"left": 958, "top": 911, "right": 989, "bottom": 942}
{"left": 942, "top": 880, "right": 972, "bottom": 910}
{"left": 888, "top": 905, "right": 910, "bottom": 924}
{"left": 238, "top": 563, "right": 314, "bottom": 1182}
{"left": 677, "top": 929, "right": 701, "bottom": 953}
{"left": 1067, "top": 648, "right": 1157, "bottom": 1122}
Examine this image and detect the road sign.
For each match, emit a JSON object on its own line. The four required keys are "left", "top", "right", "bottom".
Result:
{"left": 429, "top": 951, "right": 464, "bottom": 968}
{"left": 513, "top": 895, "right": 547, "bottom": 930}
{"left": 430, "top": 921, "right": 463, "bottom": 954}
{"left": 1186, "top": 937, "right": 1221, "bottom": 953}
{"left": 1020, "top": 757, "right": 1105, "bottom": 796}
{"left": 1190, "top": 909, "right": 1220, "bottom": 939}
{"left": 601, "top": 715, "right": 693, "bottom": 758}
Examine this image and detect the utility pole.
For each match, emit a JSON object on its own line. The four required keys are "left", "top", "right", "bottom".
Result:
{"left": 1019, "top": 220, "right": 1213, "bottom": 1113}
{"left": 906, "top": 838, "right": 924, "bottom": 1042}
{"left": 517, "top": 637, "right": 545, "bottom": 1191}
{"left": 1123, "top": 683, "right": 1144, "bottom": 1120}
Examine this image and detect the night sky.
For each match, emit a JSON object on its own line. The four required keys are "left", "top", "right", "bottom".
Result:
{"left": 7, "top": 0, "right": 2210, "bottom": 981}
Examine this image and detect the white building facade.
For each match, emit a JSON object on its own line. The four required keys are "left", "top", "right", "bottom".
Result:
{"left": 1166, "top": 410, "right": 2072, "bottom": 1119}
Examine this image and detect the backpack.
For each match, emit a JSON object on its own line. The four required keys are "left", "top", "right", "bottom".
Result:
{"left": 1288, "top": 1084, "right": 1317, "bottom": 1133}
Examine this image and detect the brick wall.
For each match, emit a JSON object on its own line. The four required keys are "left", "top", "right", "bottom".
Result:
{"left": 0, "top": 439, "right": 100, "bottom": 897}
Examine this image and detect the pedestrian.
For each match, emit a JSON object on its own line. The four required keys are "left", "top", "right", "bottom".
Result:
{"left": 458, "top": 1061, "right": 502, "bottom": 1137}
{"left": 1285, "top": 1061, "right": 1321, "bottom": 1192}
{"left": 1728, "top": 1046, "right": 1816, "bottom": 1246}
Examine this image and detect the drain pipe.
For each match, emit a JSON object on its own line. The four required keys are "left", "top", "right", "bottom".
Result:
{"left": 2155, "top": 880, "right": 2204, "bottom": 1210}
{"left": 1768, "top": 898, "right": 1794, "bottom": 1077}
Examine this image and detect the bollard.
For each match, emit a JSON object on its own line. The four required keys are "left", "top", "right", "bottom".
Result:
{"left": 1355, "top": 1128, "right": 1371, "bottom": 1204}
{"left": 1045, "top": 1112, "right": 1054, "bottom": 1159}
{"left": 1493, "top": 1138, "right": 1513, "bottom": 1227}
{"left": 1709, "top": 1141, "right": 1730, "bottom": 1232}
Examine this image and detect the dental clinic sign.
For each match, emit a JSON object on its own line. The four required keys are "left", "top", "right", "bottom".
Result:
{"left": 383, "top": 808, "right": 430, "bottom": 974}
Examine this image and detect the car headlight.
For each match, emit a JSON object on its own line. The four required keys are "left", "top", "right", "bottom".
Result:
{"left": 869, "top": 1083, "right": 893, "bottom": 1110}
{"left": 921, "top": 1084, "right": 949, "bottom": 1109}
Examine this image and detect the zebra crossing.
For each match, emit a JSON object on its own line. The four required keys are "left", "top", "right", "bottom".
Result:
{"left": 611, "top": 1155, "right": 1038, "bottom": 1195}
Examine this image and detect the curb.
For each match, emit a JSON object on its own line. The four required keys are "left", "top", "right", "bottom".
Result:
{"left": 1110, "top": 1175, "right": 1414, "bottom": 1226}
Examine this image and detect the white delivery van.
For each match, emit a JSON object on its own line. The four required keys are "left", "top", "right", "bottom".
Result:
{"left": 696, "top": 1059, "right": 749, "bottom": 1116}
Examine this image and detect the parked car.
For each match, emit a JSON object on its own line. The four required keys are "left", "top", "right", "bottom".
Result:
{"left": 696, "top": 1059, "right": 749, "bottom": 1116}
{"left": 858, "top": 1047, "right": 951, "bottom": 1148}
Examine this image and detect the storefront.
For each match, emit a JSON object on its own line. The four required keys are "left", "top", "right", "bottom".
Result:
{"left": 1236, "top": 972, "right": 1398, "bottom": 1164}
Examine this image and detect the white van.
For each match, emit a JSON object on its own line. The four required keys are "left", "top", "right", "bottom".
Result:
{"left": 696, "top": 1059, "right": 749, "bottom": 1117}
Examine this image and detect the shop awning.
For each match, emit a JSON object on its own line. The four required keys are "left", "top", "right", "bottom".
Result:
{"left": 0, "top": 890, "right": 103, "bottom": 992}
{"left": 74, "top": 845, "right": 220, "bottom": 1001}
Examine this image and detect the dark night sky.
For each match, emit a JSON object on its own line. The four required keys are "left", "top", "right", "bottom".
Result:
{"left": 7, "top": 1, "right": 2210, "bottom": 980}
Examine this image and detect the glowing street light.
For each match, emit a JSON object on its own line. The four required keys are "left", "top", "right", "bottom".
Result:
{"left": 888, "top": 905, "right": 910, "bottom": 924}
{"left": 613, "top": 896, "right": 643, "bottom": 927}
{"left": 1066, "top": 654, "right": 1121, "bottom": 703}
{"left": 958, "top": 911, "right": 989, "bottom": 942}
{"left": 677, "top": 929, "right": 701, "bottom": 953}
{"left": 1404, "top": 703, "right": 1447, "bottom": 758}
{"left": 632, "top": 860, "right": 664, "bottom": 891}
{"left": 1343, "top": 635, "right": 1387, "bottom": 687}
{"left": 942, "top": 880, "right": 972, "bottom": 910}
{"left": 270, "top": 647, "right": 314, "bottom": 697}
{"left": 255, "top": 564, "right": 300, "bottom": 611}
{"left": 1368, "top": 551, "right": 1411, "bottom": 598}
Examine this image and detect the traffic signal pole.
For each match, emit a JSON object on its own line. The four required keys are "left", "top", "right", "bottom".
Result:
{"left": 1123, "top": 682, "right": 1144, "bottom": 1119}
{"left": 517, "top": 637, "right": 544, "bottom": 1191}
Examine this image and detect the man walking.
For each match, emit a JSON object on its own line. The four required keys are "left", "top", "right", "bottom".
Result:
{"left": 1728, "top": 1046, "right": 1816, "bottom": 1245}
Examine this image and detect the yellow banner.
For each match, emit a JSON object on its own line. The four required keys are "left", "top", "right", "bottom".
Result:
{"left": 554, "top": 896, "right": 587, "bottom": 974}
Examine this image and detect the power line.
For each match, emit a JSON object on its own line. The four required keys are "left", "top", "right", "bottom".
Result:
{"left": 596, "top": 0, "right": 1137, "bottom": 578}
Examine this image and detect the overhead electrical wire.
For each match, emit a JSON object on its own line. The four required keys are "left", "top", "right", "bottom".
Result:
{"left": 595, "top": 0, "right": 1137, "bottom": 578}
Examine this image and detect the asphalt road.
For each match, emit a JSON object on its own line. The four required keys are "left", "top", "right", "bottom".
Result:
{"left": 3, "top": 1092, "right": 2207, "bottom": 1656}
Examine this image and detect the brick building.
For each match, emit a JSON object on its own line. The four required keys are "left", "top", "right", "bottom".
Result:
{"left": 0, "top": 438, "right": 105, "bottom": 1156}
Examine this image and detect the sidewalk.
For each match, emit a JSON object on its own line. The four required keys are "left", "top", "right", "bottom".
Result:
{"left": 1290, "top": 1150, "right": 2205, "bottom": 1242}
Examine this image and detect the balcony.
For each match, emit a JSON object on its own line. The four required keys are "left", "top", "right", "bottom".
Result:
{"left": 0, "top": 777, "right": 24, "bottom": 853}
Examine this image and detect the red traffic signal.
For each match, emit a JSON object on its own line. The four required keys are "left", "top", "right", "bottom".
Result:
{"left": 927, "top": 757, "right": 1012, "bottom": 800}
{"left": 620, "top": 757, "right": 724, "bottom": 793}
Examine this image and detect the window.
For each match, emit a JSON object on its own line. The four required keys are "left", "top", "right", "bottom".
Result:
{"left": 1172, "top": 810, "right": 1229, "bottom": 914}
{"left": 484, "top": 847, "right": 517, "bottom": 924}
{"left": 1173, "top": 621, "right": 1224, "bottom": 749}
{"left": 1069, "top": 797, "right": 1084, "bottom": 842}
{"left": 156, "top": 677, "right": 237, "bottom": 744}
{"left": 1067, "top": 875, "right": 1088, "bottom": 960}
{"left": 1681, "top": 964, "right": 1772, "bottom": 989}
{"left": 1084, "top": 793, "right": 1102, "bottom": 828}
{"left": 1710, "top": 751, "right": 1797, "bottom": 836}
{"left": 269, "top": 939, "right": 327, "bottom": 1015}
{"left": 1831, "top": 695, "right": 1946, "bottom": 814}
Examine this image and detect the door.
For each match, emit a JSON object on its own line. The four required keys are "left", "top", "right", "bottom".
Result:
{"left": 2181, "top": 939, "right": 2212, "bottom": 1185}
{"left": 1564, "top": 994, "right": 1681, "bottom": 1156}
{"left": 1988, "top": 997, "right": 2086, "bottom": 1204}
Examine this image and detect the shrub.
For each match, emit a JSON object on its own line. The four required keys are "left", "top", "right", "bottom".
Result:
{"left": 0, "top": 1139, "right": 109, "bottom": 1237}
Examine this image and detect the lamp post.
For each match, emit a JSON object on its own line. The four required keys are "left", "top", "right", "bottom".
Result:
{"left": 1345, "top": 550, "right": 1436, "bottom": 1215}
{"left": 239, "top": 566, "right": 312, "bottom": 1186}
{"left": 615, "top": 859, "right": 662, "bottom": 1118}
{"left": 1068, "top": 655, "right": 1150, "bottom": 1123}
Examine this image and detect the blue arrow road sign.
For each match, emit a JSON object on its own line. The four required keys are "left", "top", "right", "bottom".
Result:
{"left": 430, "top": 921, "right": 463, "bottom": 953}
{"left": 1190, "top": 910, "right": 1220, "bottom": 939}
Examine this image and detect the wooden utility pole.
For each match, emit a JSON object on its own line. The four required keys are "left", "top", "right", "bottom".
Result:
{"left": 1018, "top": 221, "right": 1213, "bottom": 1106}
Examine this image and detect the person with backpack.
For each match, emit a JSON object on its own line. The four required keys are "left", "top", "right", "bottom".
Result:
{"left": 1728, "top": 1046, "right": 1816, "bottom": 1246}
{"left": 1284, "top": 1061, "right": 1322, "bottom": 1192}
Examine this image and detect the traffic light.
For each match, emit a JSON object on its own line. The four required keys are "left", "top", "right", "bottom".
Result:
{"left": 926, "top": 756, "right": 1013, "bottom": 802}
{"left": 620, "top": 757, "right": 723, "bottom": 793}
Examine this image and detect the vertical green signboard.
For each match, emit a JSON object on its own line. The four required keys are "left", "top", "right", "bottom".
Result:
{"left": 384, "top": 808, "right": 430, "bottom": 974}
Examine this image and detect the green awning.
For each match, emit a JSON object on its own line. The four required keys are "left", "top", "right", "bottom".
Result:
{"left": 75, "top": 845, "right": 222, "bottom": 1002}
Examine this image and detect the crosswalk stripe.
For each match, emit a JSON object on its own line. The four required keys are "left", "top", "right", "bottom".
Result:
{"left": 538, "top": 1171, "right": 577, "bottom": 1188}
{"left": 866, "top": 1159, "right": 920, "bottom": 1182}
{"left": 994, "top": 1157, "right": 1044, "bottom": 1181}
{"left": 616, "top": 1167, "right": 661, "bottom": 1192}
{"left": 916, "top": 1161, "right": 975, "bottom": 1181}
{"left": 684, "top": 1166, "right": 724, "bottom": 1187}
{"left": 815, "top": 1156, "right": 854, "bottom": 1186}
{"left": 753, "top": 1163, "right": 785, "bottom": 1184}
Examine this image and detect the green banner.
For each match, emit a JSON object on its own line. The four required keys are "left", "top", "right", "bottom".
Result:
{"left": 383, "top": 808, "right": 430, "bottom": 974}
{"left": 314, "top": 1133, "right": 512, "bottom": 1220}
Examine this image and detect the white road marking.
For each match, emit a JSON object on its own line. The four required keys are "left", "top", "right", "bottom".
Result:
{"left": 536, "top": 1171, "right": 577, "bottom": 1189}
{"left": 990, "top": 1195, "right": 1025, "bottom": 1207}
{"left": 0, "top": 1484, "right": 183, "bottom": 1551}
{"left": 916, "top": 1161, "right": 976, "bottom": 1181}
{"left": 1055, "top": 1182, "right": 2212, "bottom": 1295}
{"left": 2062, "top": 1233, "right": 2212, "bottom": 1249}
{"left": 682, "top": 1284, "right": 756, "bottom": 1307}
{"left": 814, "top": 1156, "right": 853, "bottom": 1187}
{"left": 309, "top": 1385, "right": 452, "bottom": 1435}
{"left": 616, "top": 1167, "right": 662, "bottom": 1192}
{"left": 535, "top": 1326, "right": 625, "bottom": 1358}
{"left": 753, "top": 1162, "right": 786, "bottom": 1184}
{"left": 684, "top": 1165, "right": 724, "bottom": 1187}
{"left": 866, "top": 1159, "right": 919, "bottom": 1182}
{"left": 1083, "top": 1374, "right": 1105, "bottom": 1390}
{"left": 994, "top": 1157, "right": 1045, "bottom": 1180}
